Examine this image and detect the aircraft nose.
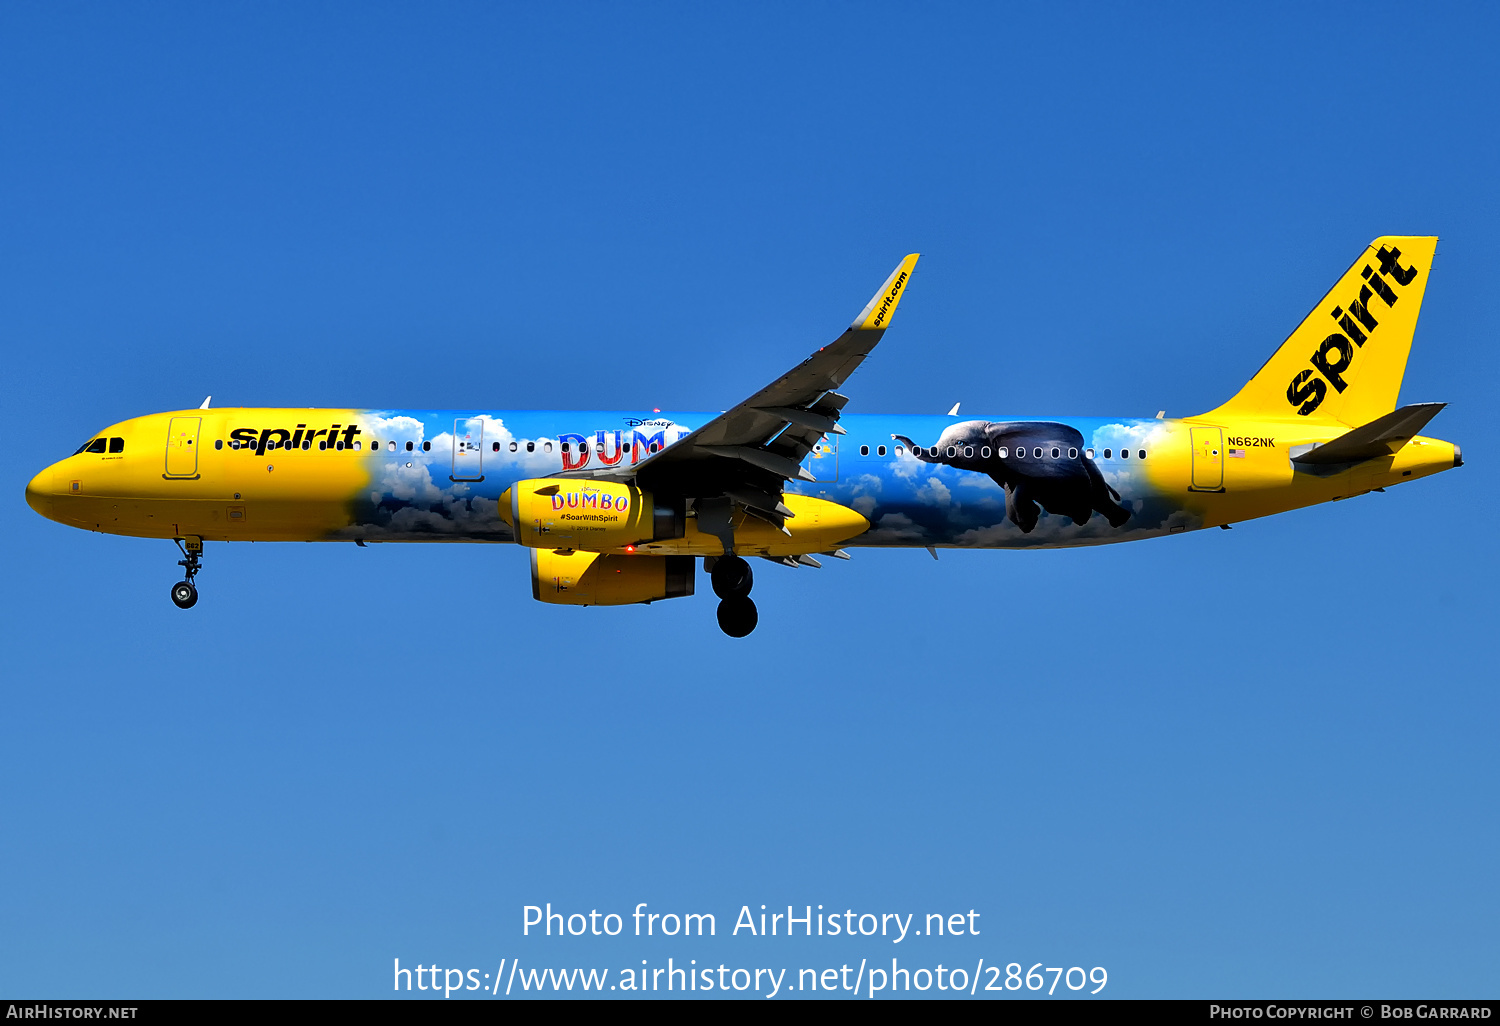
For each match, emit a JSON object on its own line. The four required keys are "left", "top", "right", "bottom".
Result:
{"left": 25, "top": 466, "right": 57, "bottom": 518}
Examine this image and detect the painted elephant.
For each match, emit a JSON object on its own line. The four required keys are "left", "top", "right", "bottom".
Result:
{"left": 893, "top": 420, "right": 1131, "bottom": 533}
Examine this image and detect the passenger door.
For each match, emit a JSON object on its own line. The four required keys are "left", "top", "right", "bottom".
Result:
{"left": 1190, "top": 427, "right": 1223, "bottom": 491}
{"left": 165, "top": 417, "right": 201, "bottom": 479}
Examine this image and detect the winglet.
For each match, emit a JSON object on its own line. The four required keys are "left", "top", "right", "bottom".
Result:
{"left": 851, "top": 254, "right": 919, "bottom": 331}
{"left": 199, "top": 395, "right": 212, "bottom": 409}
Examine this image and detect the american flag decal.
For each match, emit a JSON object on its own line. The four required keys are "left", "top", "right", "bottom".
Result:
{"left": 1228, "top": 448, "right": 1247, "bottom": 458}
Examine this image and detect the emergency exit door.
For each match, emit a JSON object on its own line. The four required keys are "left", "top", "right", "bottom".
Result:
{"left": 1190, "top": 427, "right": 1224, "bottom": 491}
{"left": 164, "top": 417, "right": 201, "bottom": 478}
{"left": 452, "top": 417, "right": 485, "bottom": 482}
{"left": 804, "top": 440, "right": 839, "bottom": 482}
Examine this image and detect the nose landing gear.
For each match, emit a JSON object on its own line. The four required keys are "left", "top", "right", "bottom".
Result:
{"left": 709, "top": 555, "right": 756, "bottom": 637}
{"left": 171, "top": 537, "right": 203, "bottom": 609}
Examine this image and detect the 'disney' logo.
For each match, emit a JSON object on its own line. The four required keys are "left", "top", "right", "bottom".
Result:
{"left": 1285, "top": 246, "right": 1419, "bottom": 416}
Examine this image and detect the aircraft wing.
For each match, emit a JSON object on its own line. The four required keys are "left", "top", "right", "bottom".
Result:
{"left": 611, "top": 254, "right": 918, "bottom": 533}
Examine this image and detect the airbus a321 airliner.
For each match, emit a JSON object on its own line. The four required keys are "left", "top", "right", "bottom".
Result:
{"left": 26, "top": 237, "right": 1459, "bottom": 636}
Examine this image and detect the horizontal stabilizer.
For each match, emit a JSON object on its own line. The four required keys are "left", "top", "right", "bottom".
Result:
{"left": 1291, "top": 402, "right": 1446, "bottom": 466}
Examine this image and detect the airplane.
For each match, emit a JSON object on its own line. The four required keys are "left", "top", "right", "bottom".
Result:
{"left": 25, "top": 237, "right": 1460, "bottom": 637}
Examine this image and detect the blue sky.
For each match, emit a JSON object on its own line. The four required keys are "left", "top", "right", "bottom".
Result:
{"left": 1, "top": 2, "right": 1495, "bottom": 998}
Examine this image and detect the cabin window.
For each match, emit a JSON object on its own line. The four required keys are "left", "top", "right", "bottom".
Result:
{"left": 997, "top": 446, "right": 1008, "bottom": 458}
{"left": 623, "top": 443, "right": 632, "bottom": 453}
{"left": 877, "top": 445, "right": 886, "bottom": 456}
{"left": 316, "top": 441, "right": 325, "bottom": 450}
{"left": 964, "top": 446, "right": 974, "bottom": 458}
{"left": 1050, "top": 447, "right": 1059, "bottom": 458}
{"left": 1014, "top": 447, "right": 1024, "bottom": 459}
{"left": 387, "top": 441, "right": 396, "bottom": 451}
{"left": 1086, "top": 447, "right": 1095, "bottom": 459}
{"left": 1138, "top": 449, "right": 1146, "bottom": 460}
{"left": 335, "top": 440, "right": 344, "bottom": 450}
{"left": 371, "top": 439, "right": 379, "bottom": 449}
{"left": 85, "top": 438, "right": 107, "bottom": 454}
{"left": 894, "top": 445, "right": 904, "bottom": 456}
{"left": 405, "top": 441, "right": 414, "bottom": 451}
{"left": 1068, "top": 447, "right": 1078, "bottom": 459}
{"left": 1103, "top": 448, "right": 1112, "bottom": 459}
{"left": 543, "top": 441, "right": 553, "bottom": 453}
{"left": 1033, "top": 447, "right": 1043, "bottom": 458}
{"left": 561, "top": 442, "right": 570, "bottom": 454}
{"left": 492, "top": 442, "right": 500, "bottom": 452}
{"left": 109, "top": 438, "right": 125, "bottom": 453}
{"left": 1121, "top": 448, "right": 1130, "bottom": 459}
{"left": 422, "top": 441, "right": 431, "bottom": 451}
{"left": 510, "top": 441, "right": 518, "bottom": 452}
{"left": 859, "top": 445, "right": 869, "bottom": 456}
{"left": 929, "top": 447, "right": 939, "bottom": 457}
{"left": 214, "top": 439, "right": 223, "bottom": 450}
{"left": 526, "top": 442, "right": 534, "bottom": 453}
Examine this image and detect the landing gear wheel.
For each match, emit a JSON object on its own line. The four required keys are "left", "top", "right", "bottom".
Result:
{"left": 717, "top": 596, "right": 758, "bottom": 637}
{"left": 170, "top": 537, "right": 204, "bottom": 609}
{"left": 710, "top": 554, "right": 754, "bottom": 599}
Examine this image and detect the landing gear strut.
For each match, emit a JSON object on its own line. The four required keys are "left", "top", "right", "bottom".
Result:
{"left": 710, "top": 555, "right": 756, "bottom": 637}
{"left": 171, "top": 537, "right": 202, "bottom": 609}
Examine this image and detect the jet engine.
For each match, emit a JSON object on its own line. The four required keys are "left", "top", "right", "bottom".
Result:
{"left": 531, "top": 549, "right": 695, "bottom": 606}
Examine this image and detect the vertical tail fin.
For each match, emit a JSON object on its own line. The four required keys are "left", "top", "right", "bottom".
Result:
{"left": 1200, "top": 236, "right": 1437, "bottom": 426}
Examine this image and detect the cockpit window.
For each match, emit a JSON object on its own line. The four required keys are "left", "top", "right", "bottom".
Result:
{"left": 84, "top": 438, "right": 107, "bottom": 454}
{"left": 108, "top": 437, "right": 124, "bottom": 453}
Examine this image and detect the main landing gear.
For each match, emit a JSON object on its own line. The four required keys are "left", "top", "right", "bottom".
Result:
{"left": 710, "top": 555, "right": 757, "bottom": 638}
{"left": 170, "top": 537, "right": 203, "bottom": 609}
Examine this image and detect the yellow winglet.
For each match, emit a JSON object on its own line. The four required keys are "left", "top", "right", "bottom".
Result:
{"left": 851, "top": 253, "right": 920, "bottom": 331}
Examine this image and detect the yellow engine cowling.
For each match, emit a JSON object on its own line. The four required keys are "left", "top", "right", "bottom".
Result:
{"left": 531, "top": 549, "right": 695, "bottom": 606}
{"left": 503, "top": 479, "right": 683, "bottom": 549}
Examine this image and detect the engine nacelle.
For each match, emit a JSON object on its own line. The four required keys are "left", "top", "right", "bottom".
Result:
{"left": 503, "top": 479, "right": 683, "bottom": 549}
{"left": 531, "top": 549, "right": 695, "bottom": 606}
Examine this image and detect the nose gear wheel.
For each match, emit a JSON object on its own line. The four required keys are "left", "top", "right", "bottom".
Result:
{"left": 170, "top": 537, "right": 203, "bottom": 610}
